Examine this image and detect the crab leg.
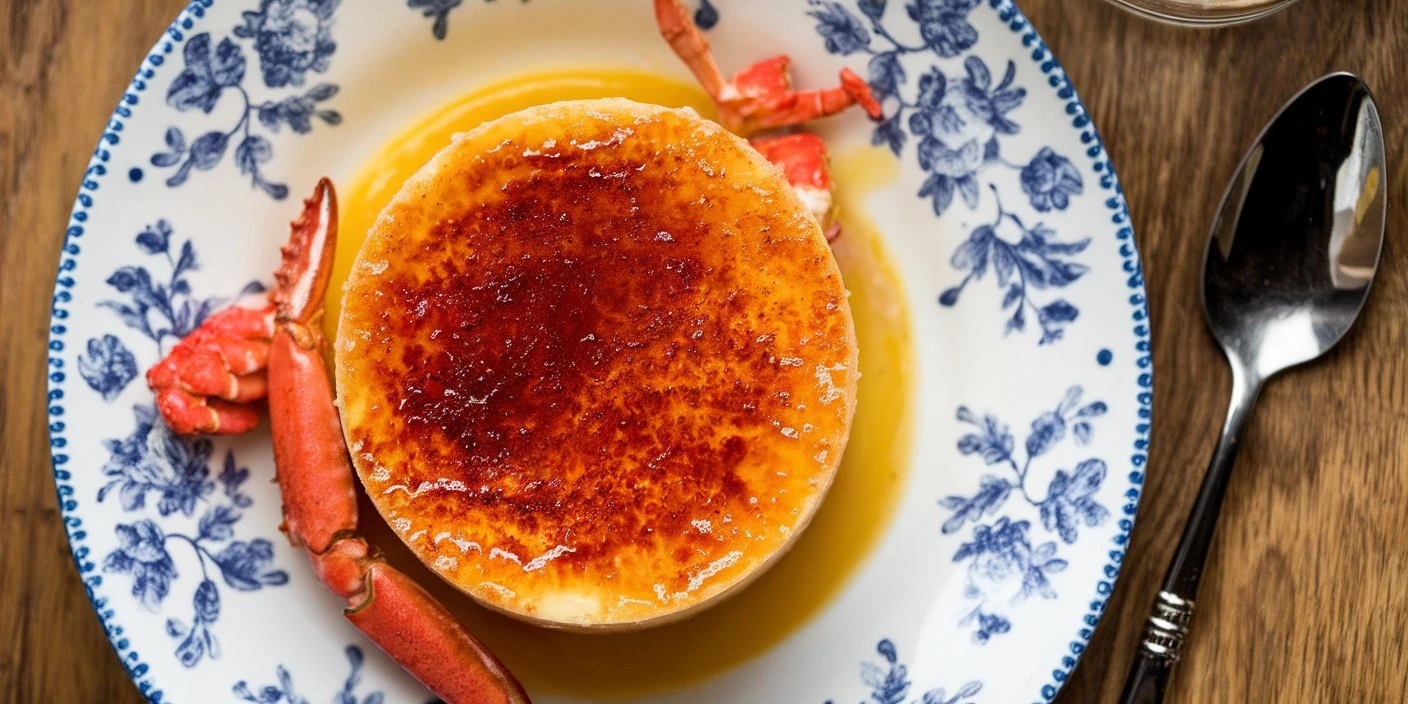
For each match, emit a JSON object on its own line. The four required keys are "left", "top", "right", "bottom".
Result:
{"left": 750, "top": 133, "right": 842, "bottom": 240}
{"left": 737, "top": 60, "right": 882, "bottom": 131}
{"left": 267, "top": 179, "right": 354, "bottom": 553}
{"left": 653, "top": 0, "right": 879, "bottom": 235}
{"left": 652, "top": 0, "right": 880, "bottom": 135}
{"left": 653, "top": 0, "right": 727, "bottom": 101}
{"left": 267, "top": 179, "right": 530, "bottom": 704}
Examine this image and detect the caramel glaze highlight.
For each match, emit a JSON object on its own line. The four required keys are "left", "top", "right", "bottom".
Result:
{"left": 336, "top": 99, "right": 858, "bottom": 629}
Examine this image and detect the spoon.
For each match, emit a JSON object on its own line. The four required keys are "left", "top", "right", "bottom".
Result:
{"left": 1117, "top": 72, "right": 1386, "bottom": 704}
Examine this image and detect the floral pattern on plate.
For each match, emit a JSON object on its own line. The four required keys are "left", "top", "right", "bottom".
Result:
{"left": 809, "top": 0, "right": 1092, "bottom": 343}
{"left": 150, "top": 0, "right": 341, "bottom": 198}
{"left": 48, "top": 1, "right": 1150, "bottom": 702}
{"left": 233, "top": 645, "right": 385, "bottom": 703}
{"left": 826, "top": 639, "right": 982, "bottom": 704}
{"left": 942, "top": 386, "right": 1110, "bottom": 643}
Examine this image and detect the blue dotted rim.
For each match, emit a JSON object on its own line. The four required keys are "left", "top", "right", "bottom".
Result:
{"left": 47, "top": 1, "right": 217, "bottom": 701}
{"left": 982, "top": 1, "right": 1154, "bottom": 701}
{"left": 44, "top": 1, "right": 1153, "bottom": 702}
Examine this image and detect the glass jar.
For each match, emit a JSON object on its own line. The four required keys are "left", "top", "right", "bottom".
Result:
{"left": 1105, "top": 0, "right": 1301, "bottom": 26}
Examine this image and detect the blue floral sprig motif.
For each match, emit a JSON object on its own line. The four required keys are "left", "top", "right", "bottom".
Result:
{"left": 825, "top": 638, "right": 981, "bottom": 704}
{"left": 78, "top": 335, "right": 139, "bottom": 401}
{"left": 938, "top": 187, "right": 1090, "bottom": 343}
{"left": 941, "top": 386, "right": 1110, "bottom": 642}
{"left": 79, "top": 219, "right": 262, "bottom": 401}
{"left": 807, "top": 0, "right": 1084, "bottom": 217}
{"left": 151, "top": 0, "right": 341, "bottom": 199}
{"left": 406, "top": 0, "right": 465, "bottom": 40}
{"left": 407, "top": 0, "right": 530, "bottom": 40}
{"left": 87, "top": 221, "right": 279, "bottom": 669}
{"left": 233, "top": 645, "right": 385, "bottom": 704}
{"left": 100, "top": 407, "right": 287, "bottom": 668}
{"left": 102, "top": 220, "right": 265, "bottom": 350}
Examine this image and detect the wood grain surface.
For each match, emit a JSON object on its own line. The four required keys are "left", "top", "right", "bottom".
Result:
{"left": 1, "top": 1, "right": 1404, "bottom": 702}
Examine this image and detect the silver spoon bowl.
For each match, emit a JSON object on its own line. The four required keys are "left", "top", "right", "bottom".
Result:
{"left": 1118, "top": 72, "right": 1386, "bottom": 703}
{"left": 1205, "top": 76, "right": 1385, "bottom": 378}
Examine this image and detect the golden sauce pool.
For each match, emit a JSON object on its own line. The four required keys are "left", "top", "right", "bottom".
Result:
{"left": 330, "top": 68, "right": 913, "bottom": 697}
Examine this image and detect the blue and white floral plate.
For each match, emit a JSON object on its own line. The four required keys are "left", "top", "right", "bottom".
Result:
{"left": 48, "top": 1, "right": 1152, "bottom": 702}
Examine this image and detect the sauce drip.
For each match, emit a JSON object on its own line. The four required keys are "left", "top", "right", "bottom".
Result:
{"left": 332, "top": 68, "right": 913, "bottom": 698}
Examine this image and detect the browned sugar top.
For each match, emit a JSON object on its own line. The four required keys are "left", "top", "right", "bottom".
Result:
{"left": 335, "top": 100, "right": 857, "bottom": 625}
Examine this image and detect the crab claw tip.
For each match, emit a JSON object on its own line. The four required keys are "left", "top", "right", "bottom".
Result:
{"left": 840, "top": 68, "right": 883, "bottom": 120}
{"left": 272, "top": 178, "right": 338, "bottom": 324}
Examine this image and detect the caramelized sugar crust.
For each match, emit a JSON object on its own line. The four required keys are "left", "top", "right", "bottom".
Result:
{"left": 336, "top": 99, "right": 857, "bottom": 628}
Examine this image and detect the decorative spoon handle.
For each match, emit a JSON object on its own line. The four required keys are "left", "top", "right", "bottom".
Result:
{"left": 1117, "top": 363, "right": 1263, "bottom": 704}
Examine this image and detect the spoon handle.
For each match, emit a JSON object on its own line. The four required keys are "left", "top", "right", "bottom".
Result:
{"left": 1117, "top": 363, "right": 1263, "bottom": 704}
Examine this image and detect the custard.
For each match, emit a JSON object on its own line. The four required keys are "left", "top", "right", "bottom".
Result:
{"left": 335, "top": 99, "right": 859, "bottom": 629}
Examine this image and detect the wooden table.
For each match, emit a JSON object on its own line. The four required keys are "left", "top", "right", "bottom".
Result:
{"left": 1, "top": 1, "right": 1405, "bottom": 701}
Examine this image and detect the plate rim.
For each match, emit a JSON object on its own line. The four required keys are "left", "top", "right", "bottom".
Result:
{"left": 984, "top": 2, "right": 1154, "bottom": 700}
{"left": 43, "top": 0, "right": 1154, "bottom": 701}
{"left": 48, "top": 4, "right": 224, "bottom": 699}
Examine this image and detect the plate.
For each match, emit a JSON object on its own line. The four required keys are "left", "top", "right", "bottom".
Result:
{"left": 47, "top": 1, "right": 1152, "bottom": 701}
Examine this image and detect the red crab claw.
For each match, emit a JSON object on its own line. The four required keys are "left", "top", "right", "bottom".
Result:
{"left": 653, "top": 0, "right": 878, "bottom": 237}
{"left": 653, "top": 0, "right": 882, "bottom": 135}
{"left": 750, "top": 133, "right": 842, "bottom": 240}
{"left": 268, "top": 179, "right": 531, "bottom": 704}
{"left": 146, "top": 303, "right": 275, "bottom": 434}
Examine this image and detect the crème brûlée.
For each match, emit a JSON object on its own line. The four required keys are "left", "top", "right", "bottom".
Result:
{"left": 334, "top": 98, "right": 858, "bottom": 630}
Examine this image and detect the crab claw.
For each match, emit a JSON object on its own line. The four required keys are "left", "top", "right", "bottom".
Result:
{"left": 654, "top": 0, "right": 874, "bottom": 239}
{"left": 265, "top": 179, "right": 531, "bottom": 704}
{"left": 751, "top": 133, "right": 842, "bottom": 239}
{"left": 653, "top": 0, "right": 881, "bottom": 135}
{"left": 146, "top": 303, "right": 275, "bottom": 434}
{"left": 314, "top": 539, "right": 532, "bottom": 704}
{"left": 144, "top": 180, "right": 338, "bottom": 437}
{"left": 274, "top": 178, "right": 338, "bottom": 329}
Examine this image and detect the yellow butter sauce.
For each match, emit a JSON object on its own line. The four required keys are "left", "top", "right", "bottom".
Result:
{"left": 330, "top": 68, "right": 913, "bottom": 698}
